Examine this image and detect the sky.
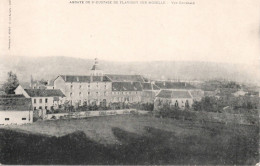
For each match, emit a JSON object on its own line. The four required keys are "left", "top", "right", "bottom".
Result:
{"left": 0, "top": 0, "right": 260, "bottom": 65}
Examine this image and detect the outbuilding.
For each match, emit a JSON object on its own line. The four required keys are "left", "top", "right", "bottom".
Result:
{"left": 0, "top": 95, "right": 33, "bottom": 125}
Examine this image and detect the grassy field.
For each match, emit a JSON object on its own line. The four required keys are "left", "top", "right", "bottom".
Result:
{"left": 0, "top": 114, "right": 259, "bottom": 165}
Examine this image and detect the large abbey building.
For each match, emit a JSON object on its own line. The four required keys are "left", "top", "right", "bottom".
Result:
{"left": 53, "top": 58, "right": 204, "bottom": 108}
{"left": 53, "top": 58, "right": 145, "bottom": 106}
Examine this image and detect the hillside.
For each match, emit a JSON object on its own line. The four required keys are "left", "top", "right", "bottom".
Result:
{"left": 0, "top": 56, "right": 259, "bottom": 84}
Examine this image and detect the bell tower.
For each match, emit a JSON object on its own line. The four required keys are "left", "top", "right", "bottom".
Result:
{"left": 90, "top": 58, "right": 104, "bottom": 76}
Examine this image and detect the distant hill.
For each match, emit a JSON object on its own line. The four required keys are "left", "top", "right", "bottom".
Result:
{"left": 0, "top": 56, "right": 259, "bottom": 85}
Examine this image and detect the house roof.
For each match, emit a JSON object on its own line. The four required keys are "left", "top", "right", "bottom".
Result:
{"left": 155, "top": 81, "right": 195, "bottom": 90}
{"left": 142, "top": 83, "right": 152, "bottom": 90}
{"left": 105, "top": 74, "right": 145, "bottom": 82}
{"left": 156, "top": 90, "right": 192, "bottom": 99}
{"left": 142, "top": 82, "right": 160, "bottom": 91}
{"left": 112, "top": 82, "right": 143, "bottom": 91}
{"left": 60, "top": 75, "right": 111, "bottom": 82}
{"left": 24, "top": 89, "right": 65, "bottom": 97}
{"left": 0, "top": 95, "right": 32, "bottom": 111}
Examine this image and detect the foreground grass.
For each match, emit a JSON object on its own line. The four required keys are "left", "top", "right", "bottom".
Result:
{"left": 0, "top": 114, "right": 259, "bottom": 165}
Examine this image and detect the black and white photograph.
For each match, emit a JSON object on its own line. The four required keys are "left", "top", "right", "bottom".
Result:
{"left": 0, "top": 0, "right": 259, "bottom": 165}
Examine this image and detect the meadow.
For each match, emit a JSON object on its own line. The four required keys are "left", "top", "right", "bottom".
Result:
{"left": 0, "top": 114, "right": 259, "bottom": 165}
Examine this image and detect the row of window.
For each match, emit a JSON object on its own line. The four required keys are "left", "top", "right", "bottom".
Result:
{"left": 34, "top": 106, "right": 48, "bottom": 110}
{"left": 5, "top": 118, "right": 26, "bottom": 121}
{"left": 112, "top": 91, "right": 139, "bottom": 95}
{"left": 70, "top": 84, "right": 108, "bottom": 89}
{"left": 113, "top": 97, "right": 137, "bottom": 102}
{"left": 34, "top": 98, "right": 48, "bottom": 104}
{"left": 70, "top": 91, "right": 108, "bottom": 97}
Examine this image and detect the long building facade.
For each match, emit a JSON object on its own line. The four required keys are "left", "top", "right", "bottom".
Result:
{"left": 53, "top": 58, "right": 204, "bottom": 108}
{"left": 53, "top": 59, "right": 146, "bottom": 106}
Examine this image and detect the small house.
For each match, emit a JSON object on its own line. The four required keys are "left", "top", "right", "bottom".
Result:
{"left": 0, "top": 95, "right": 33, "bottom": 125}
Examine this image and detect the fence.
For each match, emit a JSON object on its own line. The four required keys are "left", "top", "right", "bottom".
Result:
{"left": 44, "top": 109, "right": 149, "bottom": 120}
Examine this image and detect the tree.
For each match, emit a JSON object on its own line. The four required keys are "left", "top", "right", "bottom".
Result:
{"left": 3, "top": 71, "right": 19, "bottom": 94}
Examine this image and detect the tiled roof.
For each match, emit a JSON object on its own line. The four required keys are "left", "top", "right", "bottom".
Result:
{"left": 155, "top": 81, "right": 195, "bottom": 90}
{"left": 24, "top": 89, "right": 65, "bottom": 97}
{"left": 105, "top": 74, "right": 145, "bottom": 82}
{"left": 0, "top": 94, "right": 25, "bottom": 98}
{"left": 142, "top": 83, "right": 161, "bottom": 91}
{"left": 60, "top": 75, "right": 110, "bottom": 82}
{"left": 142, "top": 83, "right": 152, "bottom": 90}
{"left": 152, "top": 84, "right": 160, "bottom": 90}
{"left": 112, "top": 82, "right": 142, "bottom": 91}
{"left": 0, "top": 95, "right": 32, "bottom": 111}
{"left": 156, "top": 90, "right": 192, "bottom": 99}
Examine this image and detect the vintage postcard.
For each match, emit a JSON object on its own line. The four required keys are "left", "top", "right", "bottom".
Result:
{"left": 0, "top": 0, "right": 259, "bottom": 165}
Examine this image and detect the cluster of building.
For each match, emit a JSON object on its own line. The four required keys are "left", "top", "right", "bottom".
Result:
{"left": 0, "top": 58, "right": 204, "bottom": 125}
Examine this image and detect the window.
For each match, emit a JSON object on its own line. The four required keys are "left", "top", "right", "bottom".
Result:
{"left": 71, "top": 85, "right": 73, "bottom": 89}
{"left": 22, "top": 118, "right": 26, "bottom": 120}
{"left": 34, "top": 107, "right": 36, "bottom": 110}
{"left": 104, "top": 85, "right": 106, "bottom": 88}
{"left": 45, "top": 106, "right": 48, "bottom": 110}
{"left": 45, "top": 98, "right": 48, "bottom": 103}
{"left": 79, "top": 85, "right": 82, "bottom": 89}
{"left": 70, "top": 93, "right": 72, "bottom": 97}
{"left": 88, "top": 84, "right": 90, "bottom": 88}
{"left": 39, "top": 99, "right": 42, "bottom": 103}
{"left": 39, "top": 106, "right": 42, "bottom": 109}
{"left": 175, "top": 100, "right": 179, "bottom": 107}
{"left": 34, "top": 99, "right": 36, "bottom": 103}
{"left": 5, "top": 118, "right": 9, "bottom": 121}
{"left": 79, "top": 92, "right": 82, "bottom": 96}
{"left": 88, "top": 92, "right": 90, "bottom": 95}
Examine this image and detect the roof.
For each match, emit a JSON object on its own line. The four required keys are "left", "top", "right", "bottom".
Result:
{"left": 105, "top": 74, "right": 145, "bottom": 82}
{"left": 155, "top": 81, "right": 195, "bottom": 90}
{"left": 0, "top": 95, "right": 32, "bottom": 111}
{"left": 24, "top": 89, "right": 65, "bottom": 97}
{"left": 0, "top": 94, "right": 25, "bottom": 98}
{"left": 156, "top": 90, "right": 192, "bottom": 99}
{"left": 112, "top": 82, "right": 142, "bottom": 91}
{"left": 142, "top": 83, "right": 152, "bottom": 90}
{"left": 60, "top": 75, "right": 111, "bottom": 82}
{"left": 142, "top": 83, "right": 160, "bottom": 90}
